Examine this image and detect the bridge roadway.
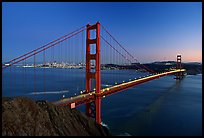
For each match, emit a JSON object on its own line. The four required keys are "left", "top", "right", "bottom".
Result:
{"left": 53, "top": 69, "right": 185, "bottom": 108}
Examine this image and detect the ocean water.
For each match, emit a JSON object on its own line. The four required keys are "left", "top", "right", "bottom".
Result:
{"left": 101, "top": 74, "right": 202, "bottom": 136}
{"left": 2, "top": 68, "right": 202, "bottom": 136}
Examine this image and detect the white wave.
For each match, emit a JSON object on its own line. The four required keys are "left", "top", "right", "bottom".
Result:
{"left": 101, "top": 122, "right": 110, "bottom": 129}
{"left": 28, "top": 90, "right": 69, "bottom": 95}
{"left": 117, "top": 132, "right": 132, "bottom": 136}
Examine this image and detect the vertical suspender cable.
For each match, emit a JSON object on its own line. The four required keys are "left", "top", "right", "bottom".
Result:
{"left": 34, "top": 53, "right": 36, "bottom": 96}
{"left": 81, "top": 30, "right": 84, "bottom": 89}
{"left": 60, "top": 39, "right": 62, "bottom": 83}
{"left": 10, "top": 66, "right": 12, "bottom": 96}
{"left": 58, "top": 43, "right": 60, "bottom": 83}
{"left": 13, "top": 60, "right": 15, "bottom": 94}
{"left": 24, "top": 59, "right": 26, "bottom": 94}
{"left": 43, "top": 50, "right": 46, "bottom": 95}
{"left": 22, "top": 60, "right": 24, "bottom": 94}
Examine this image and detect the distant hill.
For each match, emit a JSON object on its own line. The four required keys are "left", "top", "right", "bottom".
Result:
{"left": 102, "top": 61, "right": 202, "bottom": 75}
{"left": 143, "top": 61, "right": 202, "bottom": 75}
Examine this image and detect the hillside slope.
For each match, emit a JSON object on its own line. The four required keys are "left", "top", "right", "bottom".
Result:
{"left": 2, "top": 97, "right": 111, "bottom": 136}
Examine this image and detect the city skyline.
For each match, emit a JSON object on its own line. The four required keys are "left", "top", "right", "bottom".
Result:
{"left": 2, "top": 2, "right": 202, "bottom": 63}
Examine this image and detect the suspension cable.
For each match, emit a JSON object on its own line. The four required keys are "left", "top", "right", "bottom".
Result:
{"left": 3, "top": 26, "right": 86, "bottom": 69}
{"left": 101, "top": 35, "right": 132, "bottom": 63}
{"left": 3, "top": 26, "right": 85, "bottom": 65}
{"left": 101, "top": 24, "right": 156, "bottom": 73}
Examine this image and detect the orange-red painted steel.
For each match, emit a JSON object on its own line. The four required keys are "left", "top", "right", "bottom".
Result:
{"left": 95, "top": 22, "right": 101, "bottom": 124}
{"left": 176, "top": 54, "right": 183, "bottom": 79}
{"left": 2, "top": 27, "right": 86, "bottom": 70}
{"left": 86, "top": 23, "right": 91, "bottom": 117}
{"left": 55, "top": 70, "right": 185, "bottom": 109}
{"left": 86, "top": 22, "right": 101, "bottom": 124}
{"left": 2, "top": 26, "right": 86, "bottom": 69}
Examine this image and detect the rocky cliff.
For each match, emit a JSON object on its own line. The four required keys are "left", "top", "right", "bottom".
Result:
{"left": 2, "top": 97, "right": 111, "bottom": 136}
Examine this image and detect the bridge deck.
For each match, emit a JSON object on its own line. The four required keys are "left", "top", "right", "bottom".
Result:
{"left": 53, "top": 69, "right": 185, "bottom": 108}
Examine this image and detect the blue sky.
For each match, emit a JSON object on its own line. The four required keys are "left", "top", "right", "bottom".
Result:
{"left": 2, "top": 2, "right": 202, "bottom": 63}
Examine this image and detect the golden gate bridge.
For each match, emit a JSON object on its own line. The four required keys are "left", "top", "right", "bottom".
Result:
{"left": 2, "top": 21, "right": 185, "bottom": 125}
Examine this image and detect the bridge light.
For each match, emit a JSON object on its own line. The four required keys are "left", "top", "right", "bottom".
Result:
{"left": 123, "top": 80, "right": 125, "bottom": 83}
{"left": 103, "top": 95, "right": 105, "bottom": 98}
{"left": 115, "top": 82, "right": 117, "bottom": 84}
{"left": 80, "top": 91, "right": 83, "bottom": 94}
{"left": 93, "top": 88, "right": 96, "bottom": 91}
{"left": 129, "top": 79, "right": 131, "bottom": 81}
{"left": 106, "top": 88, "right": 110, "bottom": 91}
{"left": 135, "top": 78, "right": 137, "bottom": 79}
{"left": 106, "top": 85, "right": 109, "bottom": 87}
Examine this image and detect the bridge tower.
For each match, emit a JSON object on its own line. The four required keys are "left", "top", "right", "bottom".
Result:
{"left": 86, "top": 22, "right": 101, "bottom": 124}
{"left": 175, "top": 54, "right": 183, "bottom": 79}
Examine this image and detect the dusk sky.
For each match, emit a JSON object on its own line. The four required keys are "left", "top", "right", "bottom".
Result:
{"left": 2, "top": 2, "right": 202, "bottom": 63}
